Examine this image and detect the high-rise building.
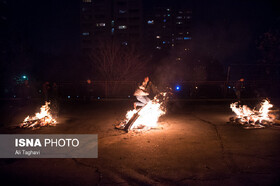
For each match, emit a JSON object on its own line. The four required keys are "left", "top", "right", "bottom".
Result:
{"left": 80, "top": 0, "right": 112, "bottom": 54}
{"left": 113, "top": 0, "right": 143, "bottom": 46}
{"left": 80, "top": 0, "right": 143, "bottom": 55}
{"left": 145, "top": 7, "right": 192, "bottom": 61}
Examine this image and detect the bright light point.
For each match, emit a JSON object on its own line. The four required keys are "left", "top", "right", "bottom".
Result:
{"left": 22, "top": 75, "right": 27, "bottom": 79}
{"left": 128, "top": 95, "right": 130, "bottom": 98}
{"left": 98, "top": 97, "right": 100, "bottom": 99}
{"left": 228, "top": 86, "right": 231, "bottom": 89}
{"left": 68, "top": 96, "right": 70, "bottom": 99}
{"left": 175, "top": 86, "right": 181, "bottom": 91}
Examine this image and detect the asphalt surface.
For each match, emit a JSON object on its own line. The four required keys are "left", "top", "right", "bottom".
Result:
{"left": 0, "top": 100, "right": 279, "bottom": 185}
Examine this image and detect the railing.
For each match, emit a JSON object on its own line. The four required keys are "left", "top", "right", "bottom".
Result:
{"left": 1, "top": 80, "right": 279, "bottom": 100}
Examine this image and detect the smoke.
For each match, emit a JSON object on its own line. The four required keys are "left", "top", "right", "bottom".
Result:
{"left": 152, "top": 52, "right": 189, "bottom": 87}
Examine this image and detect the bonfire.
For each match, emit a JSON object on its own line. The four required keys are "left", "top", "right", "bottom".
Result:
{"left": 19, "top": 102, "right": 57, "bottom": 129}
{"left": 116, "top": 92, "right": 169, "bottom": 132}
{"left": 229, "top": 99, "right": 278, "bottom": 129}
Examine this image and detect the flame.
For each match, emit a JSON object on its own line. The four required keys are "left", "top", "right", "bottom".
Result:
{"left": 230, "top": 99, "right": 274, "bottom": 124}
{"left": 125, "top": 93, "right": 167, "bottom": 130}
{"left": 20, "top": 102, "right": 57, "bottom": 129}
{"left": 258, "top": 100, "right": 273, "bottom": 122}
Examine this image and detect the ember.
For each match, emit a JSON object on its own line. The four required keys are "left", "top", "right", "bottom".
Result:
{"left": 116, "top": 92, "right": 168, "bottom": 132}
{"left": 19, "top": 102, "right": 57, "bottom": 129}
{"left": 229, "top": 99, "right": 279, "bottom": 129}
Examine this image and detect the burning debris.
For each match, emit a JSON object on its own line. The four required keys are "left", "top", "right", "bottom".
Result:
{"left": 116, "top": 92, "right": 169, "bottom": 132}
{"left": 19, "top": 102, "right": 57, "bottom": 129}
{"left": 229, "top": 99, "right": 279, "bottom": 129}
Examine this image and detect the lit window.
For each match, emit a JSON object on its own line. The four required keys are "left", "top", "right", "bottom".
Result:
{"left": 111, "top": 28, "right": 114, "bottom": 34}
{"left": 111, "top": 20, "right": 114, "bottom": 26}
{"left": 172, "top": 44, "right": 174, "bottom": 47}
{"left": 156, "top": 36, "right": 160, "bottom": 39}
{"left": 156, "top": 46, "right": 161, "bottom": 50}
{"left": 187, "top": 16, "right": 191, "bottom": 19}
{"left": 176, "top": 22, "right": 182, "bottom": 25}
{"left": 167, "top": 9, "right": 170, "bottom": 11}
{"left": 163, "top": 19, "right": 166, "bottom": 23}
{"left": 186, "top": 32, "right": 189, "bottom": 34}
{"left": 82, "top": 32, "right": 89, "bottom": 36}
{"left": 122, "top": 41, "right": 128, "bottom": 45}
{"left": 177, "top": 16, "right": 182, "bottom": 19}
{"left": 147, "top": 20, "right": 154, "bottom": 24}
{"left": 118, "top": 25, "right": 127, "bottom": 29}
{"left": 179, "top": 11, "right": 183, "bottom": 14}
{"left": 162, "top": 41, "right": 166, "bottom": 44}
{"left": 176, "top": 37, "right": 183, "bottom": 40}
{"left": 83, "top": 0, "right": 91, "bottom": 2}
{"left": 119, "top": 10, "right": 127, "bottom": 14}
{"left": 179, "top": 32, "right": 183, "bottom": 35}
{"left": 168, "top": 14, "right": 170, "bottom": 17}
{"left": 96, "top": 23, "right": 106, "bottom": 27}
{"left": 176, "top": 57, "right": 181, "bottom": 61}
{"left": 184, "top": 37, "right": 191, "bottom": 40}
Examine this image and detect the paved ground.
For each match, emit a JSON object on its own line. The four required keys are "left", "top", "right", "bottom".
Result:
{"left": 0, "top": 100, "right": 279, "bottom": 185}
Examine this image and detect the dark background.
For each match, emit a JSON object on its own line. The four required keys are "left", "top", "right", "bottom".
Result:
{"left": 1, "top": 0, "right": 280, "bottom": 99}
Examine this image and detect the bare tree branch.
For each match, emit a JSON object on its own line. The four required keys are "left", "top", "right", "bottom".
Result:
{"left": 89, "top": 40, "right": 147, "bottom": 81}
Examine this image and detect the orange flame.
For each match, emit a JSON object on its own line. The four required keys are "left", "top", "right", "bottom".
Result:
{"left": 125, "top": 93, "right": 167, "bottom": 130}
{"left": 20, "top": 102, "right": 57, "bottom": 129}
{"left": 230, "top": 99, "right": 274, "bottom": 124}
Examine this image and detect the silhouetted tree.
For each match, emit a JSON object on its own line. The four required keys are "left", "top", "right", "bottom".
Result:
{"left": 89, "top": 40, "right": 147, "bottom": 81}
{"left": 257, "top": 29, "right": 280, "bottom": 64}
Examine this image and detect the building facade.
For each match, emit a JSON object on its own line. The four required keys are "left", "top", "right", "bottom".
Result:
{"left": 80, "top": 0, "right": 192, "bottom": 64}
{"left": 80, "top": 0, "right": 143, "bottom": 55}
{"left": 145, "top": 7, "right": 192, "bottom": 61}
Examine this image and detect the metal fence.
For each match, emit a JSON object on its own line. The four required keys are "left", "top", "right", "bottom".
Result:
{"left": 173, "top": 81, "right": 280, "bottom": 99}
{"left": 1, "top": 80, "right": 279, "bottom": 100}
{"left": 57, "top": 81, "right": 137, "bottom": 99}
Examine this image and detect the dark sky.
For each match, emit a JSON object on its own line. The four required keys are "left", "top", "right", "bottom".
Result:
{"left": 10, "top": 0, "right": 80, "bottom": 57}
{"left": 190, "top": 0, "right": 280, "bottom": 64}
{"left": 9, "top": 0, "right": 280, "bottom": 63}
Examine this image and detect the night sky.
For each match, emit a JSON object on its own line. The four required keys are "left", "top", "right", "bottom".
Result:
{"left": 9, "top": 0, "right": 80, "bottom": 56}
{"left": 191, "top": 0, "right": 280, "bottom": 64}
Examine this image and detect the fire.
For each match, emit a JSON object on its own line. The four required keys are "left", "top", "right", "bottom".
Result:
{"left": 123, "top": 92, "right": 167, "bottom": 131}
{"left": 20, "top": 102, "right": 57, "bottom": 129}
{"left": 230, "top": 99, "right": 275, "bottom": 127}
